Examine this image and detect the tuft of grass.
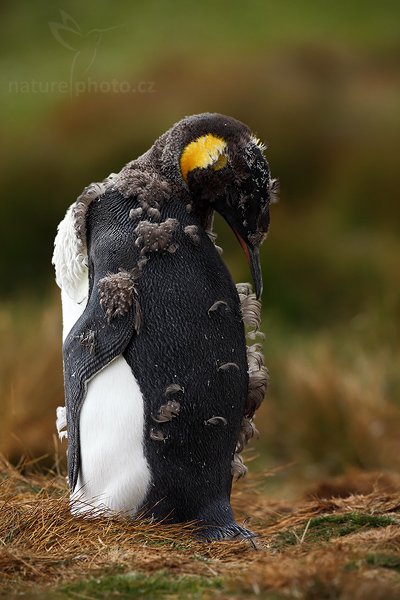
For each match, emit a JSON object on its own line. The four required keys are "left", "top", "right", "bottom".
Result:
{"left": 60, "top": 571, "right": 222, "bottom": 599}
{"left": 273, "top": 512, "right": 396, "bottom": 549}
{"left": 366, "top": 554, "right": 400, "bottom": 572}
{"left": 306, "top": 513, "right": 395, "bottom": 541}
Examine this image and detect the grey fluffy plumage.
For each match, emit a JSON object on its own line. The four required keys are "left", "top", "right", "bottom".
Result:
{"left": 116, "top": 168, "right": 171, "bottom": 205}
{"left": 231, "top": 283, "right": 268, "bottom": 479}
{"left": 208, "top": 300, "right": 229, "bottom": 314}
{"left": 149, "top": 428, "right": 168, "bottom": 442}
{"left": 205, "top": 416, "right": 228, "bottom": 426}
{"left": 236, "top": 283, "right": 262, "bottom": 332}
{"left": 231, "top": 452, "right": 248, "bottom": 480}
{"left": 218, "top": 362, "right": 240, "bottom": 371}
{"left": 246, "top": 343, "right": 269, "bottom": 417}
{"left": 72, "top": 174, "right": 117, "bottom": 253}
{"left": 98, "top": 269, "right": 141, "bottom": 330}
{"left": 134, "top": 219, "right": 179, "bottom": 256}
{"left": 183, "top": 225, "right": 200, "bottom": 245}
{"left": 164, "top": 383, "right": 184, "bottom": 395}
{"left": 152, "top": 400, "right": 181, "bottom": 423}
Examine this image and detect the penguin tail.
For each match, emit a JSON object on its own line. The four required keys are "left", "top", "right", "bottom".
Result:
{"left": 197, "top": 522, "right": 256, "bottom": 542}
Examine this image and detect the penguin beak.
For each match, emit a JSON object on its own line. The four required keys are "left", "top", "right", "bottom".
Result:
{"left": 235, "top": 233, "right": 263, "bottom": 299}
{"left": 248, "top": 245, "right": 263, "bottom": 299}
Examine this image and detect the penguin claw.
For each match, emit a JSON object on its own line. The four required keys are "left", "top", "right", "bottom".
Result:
{"left": 197, "top": 523, "right": 256, "bottom": 543}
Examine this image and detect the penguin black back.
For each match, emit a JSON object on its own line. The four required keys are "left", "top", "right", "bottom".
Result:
{"left": 124, "top": 197, "right": 248, "bottom": 535}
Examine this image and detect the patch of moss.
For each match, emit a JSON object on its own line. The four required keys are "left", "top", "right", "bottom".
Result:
{"left": 272, "top": 529, "right": 299, "bottom": 549}
{"left": 273, "top": 512, "right": 395, "bottom": 549}
{"left": 366, "top": 553, "right": 400, "bottom": 572}
{"left": 60, "top": 571, "right": 223, "bottom": 599}
{"left": 308, "top": 513, "right": 395, "bottom": 539}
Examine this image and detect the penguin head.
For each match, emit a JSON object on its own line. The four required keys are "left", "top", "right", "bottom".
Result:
{"left": 162, "top": 113, "right": 277, "bottom": 298}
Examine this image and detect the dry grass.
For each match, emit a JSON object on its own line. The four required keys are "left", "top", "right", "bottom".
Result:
{"left": 0, "top": 296, "right": 64, "bottom": 462}
{"left": 1, "top": 456, "right": 400, "bottom": 599}
{"left": 261, "top": 328, "right": 400, "bottom": 476}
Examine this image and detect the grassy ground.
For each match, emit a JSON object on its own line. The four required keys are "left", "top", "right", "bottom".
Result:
{"left": 1, "top": 457, "right": 400, "bottom": 599}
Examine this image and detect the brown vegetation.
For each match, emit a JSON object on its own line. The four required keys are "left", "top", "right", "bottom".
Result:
{"left": 1, "top": 456, "right": 399, "bottom": 598}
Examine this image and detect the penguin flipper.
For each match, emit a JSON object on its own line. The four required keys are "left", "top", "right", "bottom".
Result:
{"left": 63, "top": 280, "right": 138, "bottom": 492}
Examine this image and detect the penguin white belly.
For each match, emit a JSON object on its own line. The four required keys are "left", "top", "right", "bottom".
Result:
{"left": 71, "top": 355, "right": 151, "bottom": 516}
{"left": 61, "top": 289, "right": 87, "bottom": 342}
{"left": 58, "top": 275, "right": 150, "bottom": 516}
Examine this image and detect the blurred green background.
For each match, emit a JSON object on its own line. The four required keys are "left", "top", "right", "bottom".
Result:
{"left": 1, "top": 1, "right": 399, "bottom": 486}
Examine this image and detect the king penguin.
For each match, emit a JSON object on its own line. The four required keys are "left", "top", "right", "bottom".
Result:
{"left": 53, "top": 113, "right": 277, "bottom": 540}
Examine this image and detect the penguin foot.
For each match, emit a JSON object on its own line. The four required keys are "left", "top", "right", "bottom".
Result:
{"left": 197, "top": 523, "right": 256, "bottom": 542}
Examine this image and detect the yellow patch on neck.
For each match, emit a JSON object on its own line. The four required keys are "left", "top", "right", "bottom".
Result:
{"left": 180, "top": 134, "right": 227, "bottom": 181}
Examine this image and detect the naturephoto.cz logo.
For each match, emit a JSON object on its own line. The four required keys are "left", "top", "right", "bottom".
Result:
{"left": 8, "top": 11, "right": 155, "bottom": 97}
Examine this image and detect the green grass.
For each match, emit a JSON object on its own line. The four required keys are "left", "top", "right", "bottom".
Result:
{"left": 273, "top": 513, "right": 396, "bottom": 549}
{"left": 60, "top": 571, "right": 223, "bottom": 599}
{"left": 4, "top": 572, "right": 223, "bottom": 600}
{"left": 366, "top": 554, "right": 400, "bottom": 573}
